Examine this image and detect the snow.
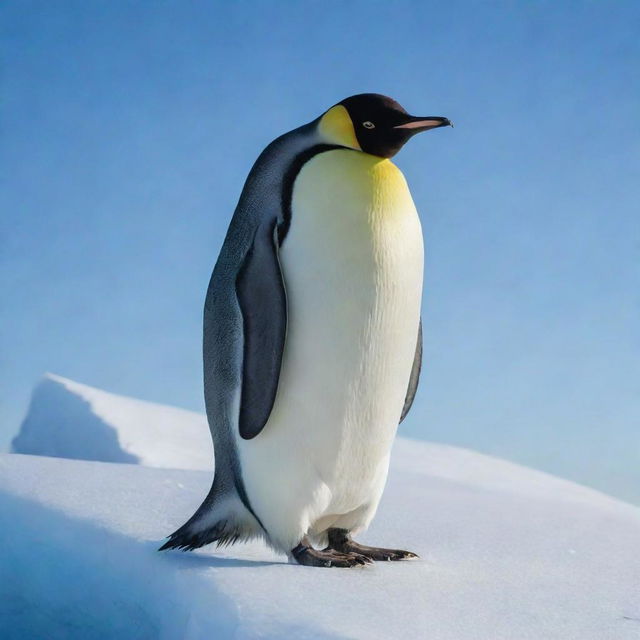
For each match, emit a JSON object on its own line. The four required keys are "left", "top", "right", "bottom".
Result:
{"left": 2, "top": 453, "right": 640, "bottom": 638}
{"left": 3, "top": 377, "right": 640, "bottom": 638}
{"left": 11, "top": 373, "right": 212, "bottom": 470}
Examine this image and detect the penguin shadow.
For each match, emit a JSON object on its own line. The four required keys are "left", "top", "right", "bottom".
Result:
{"left": 155, "top": 543, "right": 286, "bottom": 569}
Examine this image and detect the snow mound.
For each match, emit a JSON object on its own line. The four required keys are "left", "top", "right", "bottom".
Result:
{"left": 11, "top": 375, "right": 615, "bottom": 510}
{"left": 11, "top": 373, "right": 212, "bottom": 469}
{"left": 2, "top": 448, "right": 639, "bottom": 640}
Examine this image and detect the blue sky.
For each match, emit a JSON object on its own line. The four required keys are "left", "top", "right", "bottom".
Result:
{"left": 2, "top": 1, "right": 639, "bottom": 501}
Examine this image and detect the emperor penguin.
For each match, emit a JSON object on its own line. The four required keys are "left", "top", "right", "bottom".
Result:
{"left": 160, "top": 94, "right": 451, "bottom": 567}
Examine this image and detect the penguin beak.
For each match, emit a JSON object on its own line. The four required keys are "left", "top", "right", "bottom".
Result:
{"left": 394, "top": 116, "right": 453, "bottom": 133}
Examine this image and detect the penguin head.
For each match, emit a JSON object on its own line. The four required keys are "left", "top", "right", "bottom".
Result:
{"left": 318, "top": 93, "right": 451, "bottom": 158}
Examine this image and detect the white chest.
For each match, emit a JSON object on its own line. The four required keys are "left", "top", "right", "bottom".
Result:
{"left": 240, "top": 149, "right": 423, "bottom": 523}
{"left": 282, "top": 150, "right": 422, "bottom": 467}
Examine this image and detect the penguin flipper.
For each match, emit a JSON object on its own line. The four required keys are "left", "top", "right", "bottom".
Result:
{"left": 235, "top": 218, "right": 287, "bottom": 439}
{"left": 400, "top": 320, "right": 422, "bottom": 423}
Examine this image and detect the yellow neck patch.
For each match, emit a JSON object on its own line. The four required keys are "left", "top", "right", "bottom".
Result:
{"left": 318, "top": 105, "right": 361, "bottom": 150}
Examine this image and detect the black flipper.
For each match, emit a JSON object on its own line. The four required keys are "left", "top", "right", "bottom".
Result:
{"left": 400, "top": 320, "right": 422, "bottom": 423}
{"left": 235, "top": 218, "right": 287, "bottom": 439}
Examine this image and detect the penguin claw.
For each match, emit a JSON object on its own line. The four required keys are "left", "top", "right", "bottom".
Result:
{"left": 351, "top": 546, "right": 419, "bottom": 562}
{"left": 327, "top": 552, "right": 372, "bottom": 568}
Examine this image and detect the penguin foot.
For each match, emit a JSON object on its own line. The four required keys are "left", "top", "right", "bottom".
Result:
{"left": 327, "top": 528, "right": 419, "bottom": 562}
{"left": 291, "top": 537, "right": 372, "bottom": 568}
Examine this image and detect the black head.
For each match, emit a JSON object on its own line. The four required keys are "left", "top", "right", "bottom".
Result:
{"left": 318, "top": 93, "right": 451, "bottom": 158}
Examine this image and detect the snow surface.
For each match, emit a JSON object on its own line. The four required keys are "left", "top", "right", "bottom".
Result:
{"left": 11, "top": 374, "right": 212, "bottom": 469}
{"left": 3, "top": 377, "right": 640, "bottom": 638}
{"left": 2, "top": 452, "right": 640, "bottom": 638}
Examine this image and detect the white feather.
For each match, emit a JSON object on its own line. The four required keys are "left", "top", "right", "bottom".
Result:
{"left": 238, "top": 149, "right": 424, "bottom": 551}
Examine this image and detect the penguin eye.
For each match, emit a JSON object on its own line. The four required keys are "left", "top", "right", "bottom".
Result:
{"left": 362, "top": 121, "right": 375, "bottom": 129}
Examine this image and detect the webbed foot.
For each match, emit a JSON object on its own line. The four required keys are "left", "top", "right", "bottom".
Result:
{"left": 291, "top": 537, "right": 373, "bottom": 568}
{"left": 327, "top": 528, "right": 419, "bottom": 562}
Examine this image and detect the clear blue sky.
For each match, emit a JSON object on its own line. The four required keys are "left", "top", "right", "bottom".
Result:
{"left": 1, "top": 1, "right": 639, "bottom": 501}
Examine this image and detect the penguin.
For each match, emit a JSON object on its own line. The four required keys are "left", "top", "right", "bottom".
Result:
{"left": 160, "top": 94, "right": 451, "bottom": 567}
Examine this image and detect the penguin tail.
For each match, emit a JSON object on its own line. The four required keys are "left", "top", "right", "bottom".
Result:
{"left": 158, "top": 484, "right": 261, "bottom": 552}
{"left": 158, "top": 519, "right": 241, "bottom": 552}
